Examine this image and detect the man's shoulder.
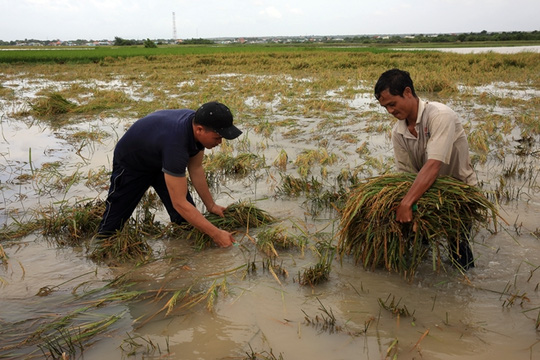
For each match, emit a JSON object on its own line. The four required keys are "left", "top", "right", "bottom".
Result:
{"left": 148, "top": 109, "right": 195, "bottom": 119}
{"left": 425, "top": 101, "right": 455, "bottom": 115}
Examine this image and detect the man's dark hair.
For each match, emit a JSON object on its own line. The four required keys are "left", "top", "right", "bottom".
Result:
{"left": 374, "top": 69, "right": 417, "bottom": 100}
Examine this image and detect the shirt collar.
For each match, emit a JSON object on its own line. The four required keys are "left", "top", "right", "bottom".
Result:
{"left": 395, "top": 98, "right": 426, "bottom": 135}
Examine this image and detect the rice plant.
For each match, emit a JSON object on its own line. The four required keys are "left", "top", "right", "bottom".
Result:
{"left": 203, "top": 151, "right": 267, "bottom": 177}
{"left": 180, "top": 201, "right": 276, "bottom": 250}
{"left": 29, "top": 92, "right": 76, "bottom": 116}
{"left": 298, "top": 240, "right": 335, "bottom": 286}
{"left": 38, "top": 199, "right": 105, "bottom": 244}
{"left": 337, "top": 173, "right": 500, "bottom": 278}
{"left": 120, "top": 333, "right": 170, "bottom": 358}
{"left": 89, "top": 221, "right": 153, "bottom": 263}
{"left": 302, "top": 298, "right": 343, "bottom": 334}
{"left": 378, "top": 294, "right": 414, "bottom": 317}
{"left": 256, "top": 225, "right": 297, "bottom": 258}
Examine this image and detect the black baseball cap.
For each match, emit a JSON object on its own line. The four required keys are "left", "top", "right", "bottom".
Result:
{"left": 194, "top": 101, "right": 242, "bottom": 140}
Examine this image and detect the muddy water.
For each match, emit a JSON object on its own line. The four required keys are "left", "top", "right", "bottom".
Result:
{"left": 1, "top": 74, "right": 540, "bottom": 360}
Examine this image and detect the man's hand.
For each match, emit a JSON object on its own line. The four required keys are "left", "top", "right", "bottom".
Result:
{"left": 396, "top": 159, "right": 442, "bottom": 223}
{"left": 209, "top": 203, "right": 226, "bottom": 217}
{"left": 212, "top": 229, "right": 235, "bottom": 247}
{"left": 396, "top": 202, "right": 413, "bottom": 223}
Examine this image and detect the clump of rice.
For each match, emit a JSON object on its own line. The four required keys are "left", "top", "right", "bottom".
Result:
{"left": 337, "top": 173, "right": 499, "bottom": 278}
{"left": 183, "top": 201, "right": 276, "bottom": 250}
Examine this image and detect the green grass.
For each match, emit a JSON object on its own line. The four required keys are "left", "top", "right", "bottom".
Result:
{"left": 0, "top": 44, "right": 391, "bottom": 64}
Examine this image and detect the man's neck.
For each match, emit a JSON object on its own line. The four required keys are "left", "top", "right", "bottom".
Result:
{"left": 406, "top": 97, "right": 420, "bottom": 136}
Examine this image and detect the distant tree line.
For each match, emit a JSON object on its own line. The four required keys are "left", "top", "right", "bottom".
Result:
{"left": 341, "top": 30, "right": 540, "bottom": 44}
{"left": 114, "top": 37, "right": 141, "bottom": 46}
{"left": 181, "top": 38, "right": 215, "bottom": 45}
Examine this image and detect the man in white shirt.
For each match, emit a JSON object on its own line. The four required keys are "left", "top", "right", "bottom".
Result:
{"left": 374, "top": 68, "right": 477, "bottom": 270}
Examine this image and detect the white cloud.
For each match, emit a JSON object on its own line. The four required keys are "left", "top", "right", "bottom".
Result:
{"left": 287, "top": 5, "right": 303, "bottom": 15}
{"left": 260, "top": 6, "right": 282, "bottom": 19}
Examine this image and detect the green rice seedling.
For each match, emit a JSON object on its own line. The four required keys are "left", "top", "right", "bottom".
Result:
{"left": 181, "top": 201, "right": 276, "bottom": 250}
{"left": 69, "top": 129, "right": 108, "bottom": 143}
{"left": 386, "top": 338, "right": 399, "bottom": 359}
{"left": 337, "top": 173, "right": 500, "bottom": 278}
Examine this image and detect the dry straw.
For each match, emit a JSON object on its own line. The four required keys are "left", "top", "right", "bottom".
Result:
{"left": 337, "top": 173, "right": 500, "bottom": 278}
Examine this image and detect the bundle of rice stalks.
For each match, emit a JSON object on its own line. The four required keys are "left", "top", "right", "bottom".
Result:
{"left": 29, "top": 93, "right": 76, "bottom": 116}
{"left": 90, "top": 221, "right": 152, "bottom": 263}
{"left": 337, "top": 173, "right": 499, "bottom": 278}
{"left": 38, "top": 199, "right": 105, "bottom": 245}
{"left": 184, "top": 201, "right": 276, "bottom": 250}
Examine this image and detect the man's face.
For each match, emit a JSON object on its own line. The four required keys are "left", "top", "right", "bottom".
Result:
{"left": 196, "top": 126, "right": 223, "bottom": 149}
{"left": 377, "top": 88, "right": 414, "bottom": 121}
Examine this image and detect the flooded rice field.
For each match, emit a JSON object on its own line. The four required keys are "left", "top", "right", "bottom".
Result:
{"left": 1, "top": 58, "right": 540, "bottom": 360}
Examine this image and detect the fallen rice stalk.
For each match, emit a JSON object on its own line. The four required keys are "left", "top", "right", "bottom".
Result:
{"left": 182, "top": 201, "right": 276, "bottom": 250}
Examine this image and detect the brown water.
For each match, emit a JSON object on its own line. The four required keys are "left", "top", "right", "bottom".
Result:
{"left": 1, "top": 74, "right": 539, "bottom": 359}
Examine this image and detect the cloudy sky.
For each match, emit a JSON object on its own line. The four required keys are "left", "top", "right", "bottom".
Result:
{"left": 1, "top": 0, "right": 538, "bottom": 41}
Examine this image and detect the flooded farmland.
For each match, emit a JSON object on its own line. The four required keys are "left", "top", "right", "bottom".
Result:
{"left": 1, "top": 49, "right": 539, "bottom": 360}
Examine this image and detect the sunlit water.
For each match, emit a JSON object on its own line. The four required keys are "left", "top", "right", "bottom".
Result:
{"left": 1, "top": 65, "right": 539, "bottom": 359}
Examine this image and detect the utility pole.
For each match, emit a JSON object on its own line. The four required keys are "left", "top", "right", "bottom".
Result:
{"left": 172, "top": 12, "right": 177, "bottom": 41}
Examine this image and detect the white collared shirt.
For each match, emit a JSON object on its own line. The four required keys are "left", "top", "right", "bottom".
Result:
{"left": 391, "top": 99, "right": 477, "bottom": 185}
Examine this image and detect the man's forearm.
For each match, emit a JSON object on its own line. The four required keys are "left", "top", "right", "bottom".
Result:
{"left": 176, "top": 200, "right": 221, "bottom": 237}
{"left": 402, "top": 159, "right": 442, "bottom": 206}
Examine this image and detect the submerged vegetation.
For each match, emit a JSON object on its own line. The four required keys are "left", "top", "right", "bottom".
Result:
{"left": 0, "top": 45, "right": 539, "bottom": 358}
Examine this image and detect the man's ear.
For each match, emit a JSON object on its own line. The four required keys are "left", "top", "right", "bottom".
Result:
{"left": 194, "top": 124, "right": 204, "bottom": 133}
{"left": 403, "top": 87, "right": 413, "bottom": 97}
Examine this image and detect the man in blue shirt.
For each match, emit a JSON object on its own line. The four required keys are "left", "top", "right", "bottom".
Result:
{"left": 98, "top": 101, "right": 242, "bottom": 247}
